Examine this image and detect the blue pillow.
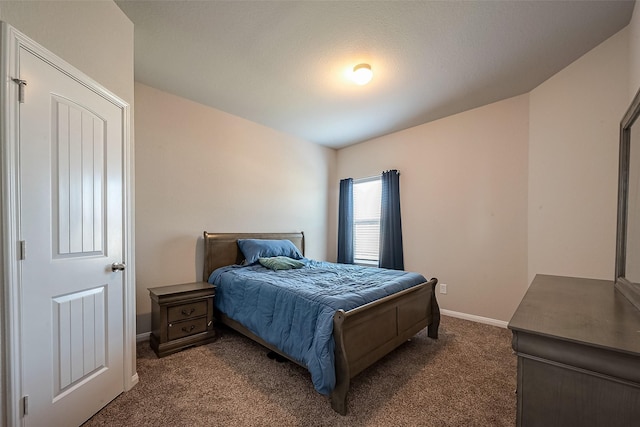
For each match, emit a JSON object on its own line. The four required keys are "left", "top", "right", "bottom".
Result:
{"left": 237, "top": 239, "right": 303, "bottom": 265}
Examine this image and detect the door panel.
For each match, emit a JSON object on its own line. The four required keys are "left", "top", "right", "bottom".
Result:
{"left": 52, "top": 286, "right": 107, "bottom": 397}
{"left": 19, "top": 46, "right": 124, "bottom": 426}
{"left": 52, "top": 95, "right": 105, "bottom": 257}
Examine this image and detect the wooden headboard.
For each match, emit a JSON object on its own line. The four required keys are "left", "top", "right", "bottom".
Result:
{"left": 202, "top": 231, "right": 305, "bottom": 281}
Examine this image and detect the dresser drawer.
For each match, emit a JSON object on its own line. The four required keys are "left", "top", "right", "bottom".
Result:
{"left": 168, "top": 316, "right": 208, "bottom": 341}
{"left": 167, "top": 300, "right": 207, "bottom": 322}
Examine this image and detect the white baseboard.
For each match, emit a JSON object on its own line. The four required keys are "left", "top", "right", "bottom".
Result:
{"left": 136, "top": 332, "right": 151, "bottom": 343}
{"left": 440, "top": 309, "right": 509, "bottom": 329}
{"left": 134, "top": 312, "right": 507, "bottom": 343}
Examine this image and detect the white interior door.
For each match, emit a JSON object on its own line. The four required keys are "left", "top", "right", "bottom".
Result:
{"left": 18, "top": 45, "right": 125, "bottom": 425}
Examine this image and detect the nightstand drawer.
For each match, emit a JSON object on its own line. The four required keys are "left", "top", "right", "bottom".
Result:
{"left": 168, "top": 317, "right": 208, "bottom": 341}
{"left": 167, "top": 300, "right": 207, "bottom": 322}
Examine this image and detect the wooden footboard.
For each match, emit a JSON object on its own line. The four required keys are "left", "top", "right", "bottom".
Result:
{"left": 330, "top": 277, "right": 440, "bottom": 415}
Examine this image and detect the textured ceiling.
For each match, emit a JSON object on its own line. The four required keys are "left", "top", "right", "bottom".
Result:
{"left": 116, "top": 0, "right": 635, "bottom": 149}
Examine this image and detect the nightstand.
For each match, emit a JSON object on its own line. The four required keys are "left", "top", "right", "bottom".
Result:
{"left": 149, "top": 281, "right": 217, "bottom": 357}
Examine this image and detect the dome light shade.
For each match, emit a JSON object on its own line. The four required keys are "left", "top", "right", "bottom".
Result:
{"left": 352, "top": 63, "right": 373, "bottom": 85}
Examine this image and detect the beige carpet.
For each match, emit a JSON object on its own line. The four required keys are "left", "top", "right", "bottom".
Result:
{"left": 84, "top": 316, "right": 516, "bottom": 426}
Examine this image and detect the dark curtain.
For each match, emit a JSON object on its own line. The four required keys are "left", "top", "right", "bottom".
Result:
{"left": 337, "top": 178, "right": 354, "bottom": 264}
{"left": 379, "top": 170, "right": 404, "bottom": 270}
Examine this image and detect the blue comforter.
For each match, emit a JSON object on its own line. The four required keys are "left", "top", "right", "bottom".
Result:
{"left": 207, "top": 259, "right": 427, "bottom": 395}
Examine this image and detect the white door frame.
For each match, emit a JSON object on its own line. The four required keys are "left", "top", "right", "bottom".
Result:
{"left": 0, "top": 22, "right": 138, "bottom": 426}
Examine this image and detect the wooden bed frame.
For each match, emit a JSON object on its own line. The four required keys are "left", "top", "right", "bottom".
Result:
{"left": 203, "top": 231, "right": 440, "bottom": 415}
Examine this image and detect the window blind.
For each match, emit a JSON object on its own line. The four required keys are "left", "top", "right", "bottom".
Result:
{"left": 353, "top": 177, "right": 381, "bottom": 262}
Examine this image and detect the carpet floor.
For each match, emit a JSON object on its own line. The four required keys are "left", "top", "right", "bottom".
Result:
{"left": 84, "top": 315, "right": 516, "bottom": 426}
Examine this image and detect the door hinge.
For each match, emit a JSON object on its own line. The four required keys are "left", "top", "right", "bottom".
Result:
{"left": 22, "top": 395, "right": 28, "bottom": 416}
{"left": 12, "top": 78, "right": 27, "bottom": 103}
{"left": 18, "top": 240, "right": 26, "bottom": 260}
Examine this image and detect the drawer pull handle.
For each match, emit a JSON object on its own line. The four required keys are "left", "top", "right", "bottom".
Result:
{"left": 182, "top": 325, "right": 196, "bottom": 333}
{"left": 181, "top": 308, "right": 196, "bottom": 316}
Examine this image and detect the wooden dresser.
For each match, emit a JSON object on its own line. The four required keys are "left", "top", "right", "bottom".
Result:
{"left": 149, "top": 281, "right": 217, "bottom": 357}
{"left": 508, "top": 275, "right": 640, "bottom": 427}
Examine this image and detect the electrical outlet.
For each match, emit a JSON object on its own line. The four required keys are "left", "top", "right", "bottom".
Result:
{"left": 440, "top": 283, "right": 447, "bottom": 294}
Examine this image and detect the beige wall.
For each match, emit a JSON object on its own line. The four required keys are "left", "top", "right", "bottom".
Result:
{"left": 134, "top": 83, "right": 336, "bottom": 333}
{"left": 335, "top": 95, "right": 530, "bottom": 322}
{"left": 629, "top": 2, "right": 640, "bottom": 97}
{"left": 528, "top": 28, "right": 629, "bottom": 284}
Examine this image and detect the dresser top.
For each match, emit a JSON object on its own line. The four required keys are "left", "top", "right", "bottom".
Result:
{"left": 508, "top": 274, "right": 640, "bottom": 355}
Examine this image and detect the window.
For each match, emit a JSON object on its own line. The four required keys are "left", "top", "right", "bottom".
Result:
{"left": 353, "top": 177, "right": 381, "bottom": 265}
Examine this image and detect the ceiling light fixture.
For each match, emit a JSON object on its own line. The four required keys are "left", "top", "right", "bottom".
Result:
{"left": 352, "top": 63, "right": 373, "bottom": 85}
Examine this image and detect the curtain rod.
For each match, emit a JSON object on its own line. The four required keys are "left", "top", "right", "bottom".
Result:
{"left": 353, "top": 170, "right": 400, "bottom": 183}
